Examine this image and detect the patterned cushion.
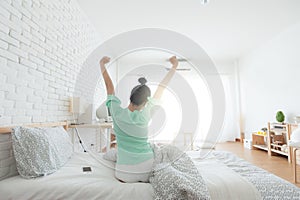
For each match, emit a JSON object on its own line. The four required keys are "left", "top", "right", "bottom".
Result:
{"left": 12, "top": 126, "right": 73, "bottom": 179}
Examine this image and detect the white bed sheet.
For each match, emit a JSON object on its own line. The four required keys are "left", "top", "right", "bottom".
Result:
{"left": 0, "top": 152, "right": 153, "bottom": 200}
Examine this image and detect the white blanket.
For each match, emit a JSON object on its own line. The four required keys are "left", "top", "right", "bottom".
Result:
{"left": 191, "top": 153, "right": 262, "bottom": 200}
{"left": 150, "top": 145, "right": 210, "bottom": 199}
{"left": 212, "top": 151, "right": 300, "bottom": 199}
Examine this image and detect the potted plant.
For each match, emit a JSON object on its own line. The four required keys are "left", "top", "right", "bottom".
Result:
{"left": 276, "top": 111, "right": 285, "bottom": 123}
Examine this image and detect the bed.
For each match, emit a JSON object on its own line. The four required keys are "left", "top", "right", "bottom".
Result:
{"left": 0, "top": 122, "right": 300, "bottom": 200}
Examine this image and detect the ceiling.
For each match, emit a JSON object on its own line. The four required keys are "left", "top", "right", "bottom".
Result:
{"left": 76, "top": 0, "right": 300, "bottom": 62}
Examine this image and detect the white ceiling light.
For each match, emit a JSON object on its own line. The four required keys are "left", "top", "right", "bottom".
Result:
{"left": 165, "top": 58, "right": 191, "bottom": 71}
{"left": 201, "top": 0, "right": 210, "bottom": 5}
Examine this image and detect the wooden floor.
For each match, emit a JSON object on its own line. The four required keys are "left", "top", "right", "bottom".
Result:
{"left": 216, "top": 142, "right": 300, "bottom": 187}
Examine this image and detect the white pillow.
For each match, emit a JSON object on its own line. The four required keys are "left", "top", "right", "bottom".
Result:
{"left": 103, "top": 149, "right": 117, "bottom": 162}
{"left": 12, "top": 126, "right": 73, "bottom": 179}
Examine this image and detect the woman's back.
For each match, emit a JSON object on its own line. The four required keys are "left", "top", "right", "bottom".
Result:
{"left": 106, "top": 95, "right": 154, "bottom": 182}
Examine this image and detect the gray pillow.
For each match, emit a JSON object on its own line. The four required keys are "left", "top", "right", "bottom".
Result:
{"left": 12, "top": 126, "right": 73, "bottom": 179}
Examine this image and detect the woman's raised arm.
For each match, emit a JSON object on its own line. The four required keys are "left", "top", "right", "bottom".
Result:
{"left": 100, "top": 56, "right": 115, "bottom": 95}
{"left": 153, "top": 56, "right": 178, "bottom": 99}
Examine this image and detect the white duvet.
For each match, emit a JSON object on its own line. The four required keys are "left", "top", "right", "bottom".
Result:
{"left": 189, "top": 151, "right": 261, "bottom": 200}
{"left": 0, "top": 151, "right": 262, "bottom": 200}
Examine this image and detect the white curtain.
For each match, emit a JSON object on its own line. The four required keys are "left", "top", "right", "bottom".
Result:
{"left": 218, "top": 74, "right": 240, "bottom": 142}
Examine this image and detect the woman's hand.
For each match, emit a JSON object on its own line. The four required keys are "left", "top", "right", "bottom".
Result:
{"left": 169, "top": 56, "right": 178, "bottom": 69}
{"left": 100, "top": 56, "right": 111, "bottom": 66}
{"left": 100, "top": 56, "right": 114, "bottom": 95}
{"left": 100, "top": 56, "right": 111, "bottom": 73}
{"left": 153, "top": 56, "right": 178, "bottom": 99}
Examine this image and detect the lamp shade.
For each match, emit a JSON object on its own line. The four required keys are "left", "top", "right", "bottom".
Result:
{"left": 69, "top": 97, "right": 88, "bottom": 114}
{"left": 96, "top": 103, "right": 108, "bottom": 119}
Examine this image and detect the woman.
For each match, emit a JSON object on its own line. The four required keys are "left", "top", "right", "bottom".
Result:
{"left": 100, "top": 55, "right": 178, "bottom": 183}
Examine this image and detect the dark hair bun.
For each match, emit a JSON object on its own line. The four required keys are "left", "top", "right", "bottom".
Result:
{"left": 138, "top": 77, "right": 147, "bottom": 85}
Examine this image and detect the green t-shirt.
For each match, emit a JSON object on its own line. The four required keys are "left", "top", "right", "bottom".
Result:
{"left": 106, "top": 95, "right": 156, "bottom": 165}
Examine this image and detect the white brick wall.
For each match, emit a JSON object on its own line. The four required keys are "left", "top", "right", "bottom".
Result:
{"left": 0, "top": 0, "right": 100, "bottom": 126}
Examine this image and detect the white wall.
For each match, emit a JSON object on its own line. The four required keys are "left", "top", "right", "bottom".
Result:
{"left": 0, "top": 0, "right": 102, "bottom": 179}
{"left": 239, "top": 23, "right": 300, "bottom": 139}
{"left": 0, "top": 0, "right": 99, "bottom": 126}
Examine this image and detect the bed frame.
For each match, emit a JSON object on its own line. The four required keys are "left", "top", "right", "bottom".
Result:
{"left": 0, "top": 121, "right": 69, "bottom": 134}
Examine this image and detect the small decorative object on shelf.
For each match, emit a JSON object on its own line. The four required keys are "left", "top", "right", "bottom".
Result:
{"left": 276, "top": 111, "right": 285, "bottom": 123}
{"left": 257, "top": 130, "right": 267, "bottom": 136}
{"left": 261, "top": 127, "right": 268, "bottom": 132}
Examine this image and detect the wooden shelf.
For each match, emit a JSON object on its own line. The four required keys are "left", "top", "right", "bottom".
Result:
{"left": 251, "top": 122, "right": 297, "bottom": 163}
{"left": 253, "top": 144, "right": 268, "bottom": 151}
{"left": 252, "top": 133, "right": 268, "bottom": 152}
{"left": 270, "top": 143, "right": 286, "bottom": 148}
{"left": 270, "top": 123, "right": 288, "bottom": 127}
{"left": 270, "top": 128, "right": 287, "bottom": 132}
{"left": 271, "top": 149, "right": 289, "bottom": 156}
{"left": 268, "top": 122, "right": 291, "bottom": 162}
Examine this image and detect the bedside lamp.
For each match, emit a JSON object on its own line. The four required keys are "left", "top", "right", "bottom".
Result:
{"left": 69, "top": 97, "right": 88, "bottom": 124}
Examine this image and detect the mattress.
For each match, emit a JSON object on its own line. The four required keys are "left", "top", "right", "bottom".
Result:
{"left": 0, "top": 150, "right": 299, "bottom": 200}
